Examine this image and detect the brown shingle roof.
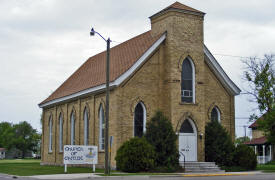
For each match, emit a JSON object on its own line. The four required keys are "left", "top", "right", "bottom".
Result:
{"left": 150, "top": 1, "right": 205, "bottom": 19}
{"left": 244, "top": 136, "right": 267, "bottom": 145}
{"left": 40, "top": 31, "right": 163, "bottom": 105}
{"left": 165, "top": 1, "right": 204, "bottom": 13}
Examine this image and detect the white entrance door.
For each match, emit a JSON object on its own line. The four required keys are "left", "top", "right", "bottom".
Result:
{"left": 179, "top": 119, "right": 197, "bottom": 162}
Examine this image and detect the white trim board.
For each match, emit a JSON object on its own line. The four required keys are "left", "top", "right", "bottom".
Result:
{"left": 203, "top": 45, "right": 241, "bottom": 96}
{"left": 39, "top": 33, "right": 167, "bottom": 108}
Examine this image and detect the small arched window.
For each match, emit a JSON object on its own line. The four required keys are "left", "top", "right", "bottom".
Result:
{"left": 180, "top": 119, "right": 194, "bottom": 133}
{"left": 211, "top": 106, "right": 221, "bottom": 123}
{"left": 134, "top": 102, "right": 146, "bottom": 137}
{"left": 49, "top": 115, "right": 53, "bottom": 153}
{"left": 70, "top": 111, "right": 75, "bottom": 145}
{"left": 84, "top": 107, "right": 89, "bottom": 145}
{"left": 99, "top": 105, "right": 105, "bottom": 150}
{"left": 181, "top": 58, "right": 195, "bottom": 103}
{"left": 59, "top": 113, "right": 63, "bottom": 152}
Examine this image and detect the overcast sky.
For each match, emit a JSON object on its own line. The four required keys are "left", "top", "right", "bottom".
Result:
{"left": 0, "top": 0, "right": 275, "bottom": 137}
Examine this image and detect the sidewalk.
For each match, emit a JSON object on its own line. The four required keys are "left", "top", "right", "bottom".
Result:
{"left": 28, "top": 171, "right": 263, "bottom": 179}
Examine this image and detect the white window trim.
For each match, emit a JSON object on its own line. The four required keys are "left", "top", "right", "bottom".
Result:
{"left": 49, "top": 116, "right": 53, "bottom": 153}
{"left": 70, "top": 112, "right": 75, "bottom": 145}
{"left": 133, "top": 102, "right": 147, "bottom": 137}
{"left": 99, "top": 105, "right": 104, "bottom": 150}
{"left": 182, "top": 57, "right": 196, "bottom": 103}
{"left": 59, "top": 114, "right": 63, "bottom": 152}
{"left": 84, "top": 108, "right": 89, "bottom": 146}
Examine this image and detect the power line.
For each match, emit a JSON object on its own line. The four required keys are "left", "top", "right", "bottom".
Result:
{"left": 213, "top": 54, "right": 264, "bottom": 60}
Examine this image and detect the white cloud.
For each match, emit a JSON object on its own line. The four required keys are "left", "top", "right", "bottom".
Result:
{"left": 0, "top": 0, "right": 274, "bottom": 136}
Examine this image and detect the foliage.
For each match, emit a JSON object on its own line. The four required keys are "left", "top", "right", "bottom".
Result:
{"left": 13, "top": 121, "right": 40, "bottom": 158}
{"left": 235, "top": 136, "right": 250, "bottom": 146}
{"left": 205, "top": 120, "right": 235, "bottom": 166}
{"left": 115, "top": 137, "right": 155, "bottom": 172}
{"left": 0, "top": 121, "right": 41, "bottom": 158}
{"left": 0, "top": 159, "right": 113, "bottom": 176}
{"left": 145, "top": 111, "right": 179, "bottom": 172}
{"left": 0, "top": 122, "right": 14, "bottom": 150}
{"left": 233, "top": 144, "right": 257, "bottom": 170}
{"left": 243, "top": 54, "right": 275, "bottom": 144}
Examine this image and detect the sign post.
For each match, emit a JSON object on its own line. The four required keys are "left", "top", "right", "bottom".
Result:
{"left": 63, "top": 145, "right": 98, "bottom": 173}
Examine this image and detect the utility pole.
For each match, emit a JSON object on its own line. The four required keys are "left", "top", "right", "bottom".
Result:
{"left": 90, "top": 28, "right": 111, "bottom": 175}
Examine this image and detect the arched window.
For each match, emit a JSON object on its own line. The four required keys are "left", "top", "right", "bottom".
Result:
{"left": 70, "top": 111, "right": 75, "bottom": 145}
{"left": 84, "top": 107, "right": 89, "bottom": 145}
{"left": 180, "top": 119, "right": 194, "bottom": 133}
{"left": 181, "top": 58, "right": 195, "bottom": 103}
{"left": 49, "top": 115, "right": 53, "bottom": 153}
{"left": 211, "top": 106, "right": 221, "bottom": 122}
{"left": 59, "top": 113, "right": 63, "bottom": 152}
{"left": 134, "top": 102, "right": 146, "bottom": 137}
{"left": 99, "top": 105, "right": 105, "bottom": 150}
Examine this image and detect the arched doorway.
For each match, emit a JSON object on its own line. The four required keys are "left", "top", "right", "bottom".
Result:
{"left": 179, "top": 118, "right": 197, "bottom": 161}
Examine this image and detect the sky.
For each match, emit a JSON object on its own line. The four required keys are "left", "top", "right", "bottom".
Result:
{"left": 0, "top": 0, "right": 275, "bottom": 137}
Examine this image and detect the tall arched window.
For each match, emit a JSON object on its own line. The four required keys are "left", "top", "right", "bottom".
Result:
{"left": 181, "top": 57, "right": 195, "bottom": 103}
{"left": 59, "top": 113, "right": 63, "bottom": 152}
{"left": 84, "top": 107, "right": 89, "bottom": 145}
{"left": 211, "top": 106, "right": 221, "bottom": 123}
{"left": 99, "top": 105, "right": 105, "bottom": 150}
{"left": 134, "top": 102, "right": 146, "bottom": 137}
{"left": 49, "top": 115, "right": 53, "bottom": 153}
{"left": 70, "top": 111, "right": 75, "bottom": 145}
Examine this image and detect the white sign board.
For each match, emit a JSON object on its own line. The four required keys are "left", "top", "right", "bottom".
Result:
{"left": 64, "top": 145, "right": 98, "bottom": 165}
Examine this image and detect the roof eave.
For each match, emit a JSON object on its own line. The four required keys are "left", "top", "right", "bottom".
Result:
{"left": 204, "top": 45, "right": 241, "bottom": 96}
{"left": 39, "top": 32, "right": 167, "bottom": 108}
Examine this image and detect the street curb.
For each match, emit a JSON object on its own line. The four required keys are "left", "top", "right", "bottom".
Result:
{"left": 182, "top": 173, "right": 253, "bottom": 177}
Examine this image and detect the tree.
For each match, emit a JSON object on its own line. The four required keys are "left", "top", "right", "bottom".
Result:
{"left": 235, "top": 136, "right": 250, "bottom": 146}
{"left": 243, "top": 54, "right": 275, "bottom": 144}
{"left": 13, "top": 121, "right": 40, "bottom": 158}
{"left": 0, "top": 122, "right": 14, "bottom": 150}
{"left": 145, "top": 111, "right": 179, "bottom": 172}
{"left": 205, "top": 120, "right": 235, "bottom": 166}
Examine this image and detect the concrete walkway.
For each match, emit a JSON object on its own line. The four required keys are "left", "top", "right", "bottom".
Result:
{"left": 28, "top": 171, "right": 263, "bottom": 179}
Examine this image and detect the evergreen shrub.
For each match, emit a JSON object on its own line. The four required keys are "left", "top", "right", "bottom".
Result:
{"left": 233, "top": 144, "right": 257, "bottom": 170}
{"left": 145, "top": 111, "right": 180, "bottom": 172}
{"left": 205, "top": 120, "right": 235, "bottom": 166}
{"left": 115, "top": 137, "right": 155, "bottom": 172}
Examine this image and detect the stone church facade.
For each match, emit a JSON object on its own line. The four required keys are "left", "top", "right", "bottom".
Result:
{"left": 39, "top": 2, "right": 241, "bottom": 167}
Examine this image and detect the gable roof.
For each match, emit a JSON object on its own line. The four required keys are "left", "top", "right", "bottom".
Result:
{"left": 150, "top": 1, "right": 205, "bottom": 19}
{"left": 39, "top": 31, "right": 166, "bottom": 107}
{"left": 204, "top": 46, "right": 241, "bottom": 95}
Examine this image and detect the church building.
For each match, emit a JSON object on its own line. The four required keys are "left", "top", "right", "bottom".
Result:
{"left": 39, "top": 2, "right": 241, "bottom": 167}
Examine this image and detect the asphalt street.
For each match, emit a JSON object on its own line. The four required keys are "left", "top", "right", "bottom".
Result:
{"left": 1, "top": 174, "right": 275, "bottom": 180}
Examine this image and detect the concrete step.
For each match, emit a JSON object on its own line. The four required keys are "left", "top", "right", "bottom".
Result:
{"left": 180, "top": 162, "right": 224, "bottom": 173}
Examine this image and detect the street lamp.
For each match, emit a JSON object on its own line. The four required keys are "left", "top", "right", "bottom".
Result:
{"left": 90, "top": 28, "right": 111, "bottom": 175}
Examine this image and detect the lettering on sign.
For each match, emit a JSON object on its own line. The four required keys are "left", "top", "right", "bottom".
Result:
{"left": 63, "top": 145, "right": 98, "bottom": 165}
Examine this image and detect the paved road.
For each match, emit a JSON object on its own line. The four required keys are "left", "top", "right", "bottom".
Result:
{"left": 1, "top": 174, "right": 275, "bottom": 180}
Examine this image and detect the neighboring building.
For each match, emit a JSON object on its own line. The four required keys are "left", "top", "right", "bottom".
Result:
{"left": 0, "top": 148, "right": 5, "bottom": 159}
{"left": 39, "top": 2, "right": 241, "bottom": 167}
{"left": 245, "top": 119, "right": 274, "bottom": 164}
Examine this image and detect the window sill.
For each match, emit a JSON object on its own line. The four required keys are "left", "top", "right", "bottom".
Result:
{"left": 179, "top": 102, "right": 198, "bottom": 106}
{"left": 48, "top": 151, "right": 53, "bottom": 154}
{"left": 58, "top": 151, "right": 63, "bottom": 154}
{"left": 99, "top": 150, "right": 105, "bottom": 153}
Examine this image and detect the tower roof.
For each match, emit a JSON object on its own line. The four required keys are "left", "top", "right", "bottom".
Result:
{"left": 150, "top": 1, "right": 205, "bottom": 19}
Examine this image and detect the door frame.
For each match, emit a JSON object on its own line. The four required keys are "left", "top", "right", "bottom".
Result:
{"left": 178, "top": 118, "right": 198, "bottom": 162}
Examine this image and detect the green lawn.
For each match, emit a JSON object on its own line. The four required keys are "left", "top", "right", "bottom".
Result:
{"left": 0, "top": 159, "right": 109, "bottom": 176}
{"left": 257, "top": 161, "right": 275, "bottom": 172}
